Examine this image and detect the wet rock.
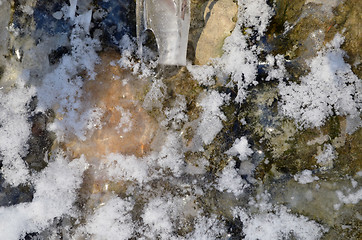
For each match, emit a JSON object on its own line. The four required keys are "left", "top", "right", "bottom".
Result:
{"left": 268, "top": 0, "right": 362, "bottom": 77}
{"left": 195, "top": 0, "right": 238, "bottom": 65}
{"left": 66, "top": 51, "right": 158, "bottom": 159}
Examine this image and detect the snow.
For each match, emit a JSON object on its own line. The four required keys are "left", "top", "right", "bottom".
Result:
{"left": 235, "top": 206, "right": 325, "bottom": 240}
{"left": 294, "top": 170, "right": 319, "bottom": 184}
{"left": 1, "top": 0, "right": 360, "bottom": 239}
{"left": 0, "top": 69, "right": 35, "bottom": 186}
{"left": 83, "top": 197, "right": 134, "bottom": 240}
{"left": 197, "top": 91, "right": 227, "bottom": 145}
{"left": 225, "top": 137, "right": 253, "bottom": 160}
{"left": 315, "top": 144, "right": 336, "bottom": 170}
{"left": 0, "top": 153, "right": 87, "bottom": 240}
{"left": 217, "top": 160, "right": 248, "bottom": 196}
{"left": 279, "top": 34, "right": 361, "bottom": 129}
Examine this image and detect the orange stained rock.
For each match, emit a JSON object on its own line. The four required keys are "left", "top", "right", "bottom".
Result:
{"left": 67, "top": 51, "right": 158, "bottom": 160}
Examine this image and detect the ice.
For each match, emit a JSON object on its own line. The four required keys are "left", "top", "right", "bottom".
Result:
{"left": 1, "top": 0, "right": 360, "bottom": 239}
{"left": 137, "top": 0, "right": 190, "bottom": 65}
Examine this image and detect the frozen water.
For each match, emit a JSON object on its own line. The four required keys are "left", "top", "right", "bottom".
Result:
{"left": 0, "top": 0, "right": 360, "bottom": 239}
{"left": 137, "top": 0, "right": 190, "bottom": 65}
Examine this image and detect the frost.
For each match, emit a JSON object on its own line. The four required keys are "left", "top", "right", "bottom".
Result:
{"left": 197, "top": 91, "right": 227, "bottom": 145}
{"left": 336, "top": 188, "right": 362, "bottom": 205}
{"left": 279, "top": 34, "right": 361, "bottom": 128}
{"left": 2, "top": 0, "right": 360, "bottom": 239}
{"left": 83, "top": 197, "right": 134, "bottom": 240}
{"left": 155, "top": 132, "right": 185, "bottom": 177}
{"left": 117, "top": 35, "right": 158, "bottom": 78}
{"left": 187, "top": 64, "right": 216, "bottom": 86}
{"left": 142, "top": 197, "right": 174, "bottom": 239}
{"left": 294, "top": 170, "right": 319, "bottom": 184}
{"left": 161, "top": 94, "right": 188, "bottom": 130}
{"left": 115, "top": 106, "right": 133, "bottom": 133}
{"left": 235, "top": 206, "right": 325, "bottom": 240}
{"left": 217, "top": 160, "right": 248, "bottom": 196}
{"left": 188, "top": 0, "right": 274, "bottom": 103}
{"left": 36, "top": 14, "right": 100, "bottom": 141}
{"left": 238, "top": 0, "right": 274, "bottom": 37}
{"left": 265, "top": 54, "right": 286, "bottom": 81}
{"left": 187, "top": 215, "right": 226, "bottom": 240}
{"left": 315, "top": 144, "right": 336, "bottom": 170}
{"left": 102, "top": 153, "right": 149, "bottom": 184}
{"left": 0, "top": 70, "right": 35, "bottom": 186}
{"left": 226, "top": 137, "right": 253, "bottom": 160}
{"left": 142, "top": 78, "right": 166, "bottom": 110}
{"left": 0, "top": 153, "right": 87, "bottom": 240}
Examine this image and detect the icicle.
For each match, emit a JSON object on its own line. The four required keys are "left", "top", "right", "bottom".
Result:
{"left": 136, "top": 0, "right": 190, "bottom": 66}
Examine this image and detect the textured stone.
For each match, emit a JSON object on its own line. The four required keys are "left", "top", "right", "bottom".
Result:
{"left": 195, "top": 0, "right": 237, "bottom": 65}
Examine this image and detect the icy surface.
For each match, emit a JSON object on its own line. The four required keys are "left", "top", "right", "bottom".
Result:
{"left": 0, "top": 0, "right": 360, "bottom": 239}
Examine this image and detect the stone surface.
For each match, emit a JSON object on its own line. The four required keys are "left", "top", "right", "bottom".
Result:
{"left": 194, "top": 0, "right": 238, "bottom": 65}
{"left": 268, "top": 0, "right": 362, "bottom": 77}
{"left": 66, "top": 51, "right": 158, "bottom": 160}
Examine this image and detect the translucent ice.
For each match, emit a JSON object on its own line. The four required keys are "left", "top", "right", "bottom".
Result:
{"left": 136, "top": 0, "right": 190, "bottom": 65}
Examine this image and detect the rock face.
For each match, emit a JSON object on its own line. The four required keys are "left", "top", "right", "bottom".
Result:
{"left": 195, "top": 0, "right": 237, "bottom": 65}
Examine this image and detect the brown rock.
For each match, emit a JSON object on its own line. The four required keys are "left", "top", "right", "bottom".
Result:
{"left": 66, "top": 51, "right": 158, "bottom": 160}
{"left": 195, "top": 0, "right": 238, "bottom": 65}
